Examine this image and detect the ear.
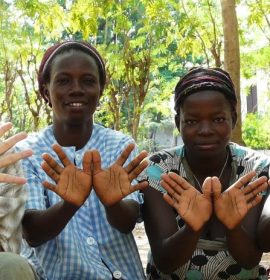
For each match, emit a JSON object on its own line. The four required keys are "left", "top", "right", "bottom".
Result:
{"left": 174, "top": 114, "right": 181, "bottom": 133}
{"left": 231, "top": 110, "right": 237, "bottom": 129}
{"left": 43, "top": 85, "right": 52, "bottom": 106}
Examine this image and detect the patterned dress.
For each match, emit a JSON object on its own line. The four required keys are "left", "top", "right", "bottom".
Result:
{"left": 139, "top": 143, "right": 270, "bottom": 280}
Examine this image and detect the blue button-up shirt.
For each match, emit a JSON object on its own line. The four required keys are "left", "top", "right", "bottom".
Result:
{"left": 17, "top": 124, "right": 145, "bottom": 280}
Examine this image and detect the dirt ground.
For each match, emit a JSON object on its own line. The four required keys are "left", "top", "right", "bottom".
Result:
{"left": 133, "top": 223, "right": 270, "bottom": 270}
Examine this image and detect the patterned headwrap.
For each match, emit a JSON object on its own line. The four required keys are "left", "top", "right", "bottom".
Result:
{"left": 38, "top": 40, "right": 106, "bottom": 105}
{"left": 174, "top": 67, "right": 237, "bottom": 114}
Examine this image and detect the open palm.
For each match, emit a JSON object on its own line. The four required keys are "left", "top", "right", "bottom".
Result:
{"left": 41, "top": 144, "right": 92, "bottom": 207}
{"left": 0, "top": 122, "right": 32, "bottom": 184}
{"left": 92, "top": 143, "right": 148, "bottom": 206}
{"left": 213, "top": 172, "right": 268, "bottom": 229}
{"left": 161, "top": 173, "right": 213, "bottom": 231}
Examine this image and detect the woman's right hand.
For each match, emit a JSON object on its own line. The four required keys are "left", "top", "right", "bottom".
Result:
{"left": 41, "top": 144, "right": 93, "bottom": 208}
{"left": 161, "top": 173, "right": 213, "bottom": 231}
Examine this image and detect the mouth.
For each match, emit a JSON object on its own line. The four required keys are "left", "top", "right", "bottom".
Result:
{"left": 195, "top": 143, "right": 218, "bottom": 150}
{"left": 66, "top": 102, "right": 87, "bottom": 108}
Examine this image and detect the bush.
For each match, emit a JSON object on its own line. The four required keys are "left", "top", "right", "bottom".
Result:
{"left": 242, "top": 113, "right": 270, "bottom": 149}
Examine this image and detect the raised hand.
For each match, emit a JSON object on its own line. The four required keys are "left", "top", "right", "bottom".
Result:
{"left": 41, "top": 144, "right": 92, "bottom": 207}
{"left": 92, "top": 143, "right": 148, "bottom": 206}
{"left": 0, "top": 122, "right": 32, "bottom": 184}
{"left": 161, "top": 173, "right": 213, "bottom": 231}
{"left": 213, "top": 171, "right": 268, "bottom": 230}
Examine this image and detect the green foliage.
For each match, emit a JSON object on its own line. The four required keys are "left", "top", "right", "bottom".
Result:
{"left": 0, "top": 0, "right": 269, "bottom": 147}
{"left": 242, "top": 113, "right": 270, "bottom": 149}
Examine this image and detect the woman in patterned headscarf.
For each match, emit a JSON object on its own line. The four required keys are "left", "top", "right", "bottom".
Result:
{"left": 139, "top": 67, "right": 270, "bottom": 279}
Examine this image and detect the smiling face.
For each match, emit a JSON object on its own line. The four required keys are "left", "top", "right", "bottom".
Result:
{"left": 45, "top": 50, "right": 101, "bottom": 126}
{"left": 178, "top": 90, "right": 234, "bottom": 160}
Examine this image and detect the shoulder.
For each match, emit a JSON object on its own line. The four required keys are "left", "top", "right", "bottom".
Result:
{"left": 92, "top": 124, "right": 135, "bottom": 165}
{"left": 138, "top": 145, "right": 184, "bottom": 192}
{"left": 147, "top": 146, "right": 184, "bottom": 166}
{"left": 15, "top": 126, "right": 55, "bottom": 170}
{"left": 16, "top": 126, "right": 54, "bottom": 152}
{"left": 93, "top": 123, "right": 132, "bottom": 144}
{"left": 96, "top": 123, "right": 132, "bottom": 142}
{"left": 229, "top": 142, "right": 270, "bottom": 174}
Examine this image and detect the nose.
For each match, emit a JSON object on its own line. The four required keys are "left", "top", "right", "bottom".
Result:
{"left": 70, "top": 80, "right": 84, "bottom": 95}
{"left": 197, "top": 121, "right": 214, "bottom": 136}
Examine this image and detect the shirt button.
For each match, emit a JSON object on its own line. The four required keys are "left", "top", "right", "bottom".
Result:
{"left": 75, "top": 154, "right": 81, "bottom": 161}
{"left": 86, "top": 237, "right": 95, "bottom": 246}
{"left": 113, "top": 270, "right": 122, "bottom": 279}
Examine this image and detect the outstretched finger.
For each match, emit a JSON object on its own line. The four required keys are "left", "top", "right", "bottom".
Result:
{"left": 242, "top": 176, "right": 268, "bottom": 195}
{"left": 0, "top": 132, "right": 28, "bottom": 155}
{"left": 0, "top": 149, "right": 32, "bottom": 169}
{"left": 165, "top": 172, "right": 193, "bottom": 191}
{"left": 42, "top": 153, "right": 63, "bottom": 175}
{"left": 0, "top": 173, "right": 27, "bottom": 185}
{"left": 163, "top": 193, "right": 178, "bottom": 208}
{"left": 41, "top": 161, "right": 60, "bottom": 183}
{"left": 125, "top": 150, "right": 148, "bottom": 174}
{"left": 115, "top": 143, "right": 135, "bottom": 167}
{"left": 0, "top": 122, "right": 12, "bottom": 138}
{"left": 52, "top": 144, "right": 72, "bottom": 167}
{"left": 236, "top": 171, "right": 257, "bottom": 190}
{"left": 247, "top": 195, "right": 263, "bottom": 211}
{"left": 245, "top": 182, "right": 268, "bottom": 201}
{"left": 82, "top": 150, "right": 93, "bottom": 175}
{"left": 230, "top": 171, "right": 256, "bottom": 190}
{"left": 161, "top": 178, "right": 183, "bottom": 200}
{"left": 42, "top": 180, "right": 57, "bottom": 192}
{"left": 129, "top": 180, "right": 148, "bottom": 193}
{"left": 128, "top": 159, "right": 148, "bottom": 181}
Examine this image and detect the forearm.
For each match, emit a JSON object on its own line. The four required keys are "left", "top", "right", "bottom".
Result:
{"left": 258, "top": 221, "right": 270, "bottom": 251}
{"left": 105, "top": 199, "right": 139, "bottom": 233}
{"left": 22, "top": 201, "right": 79, "bottom": 247}
{"left": 226, "top": 225, "right": 262, "bottom": 268}
{"left": 257, "top": 202, "right": 270, "bottom": 251}
{"left": 152, "top": 225, "right": 202, "bottom": 273}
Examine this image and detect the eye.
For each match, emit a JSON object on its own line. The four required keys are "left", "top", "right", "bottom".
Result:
{"left": 83, "top": 76, "right": 96, "bottom": 85}
{"left": 56, "top": 77, "right": 69, "bottom": 85}
{"left": 214, "top": 117, "right": 226, "bottom": 123}
{"left": 184, "top": 119, "right": 197, "bottom": 125}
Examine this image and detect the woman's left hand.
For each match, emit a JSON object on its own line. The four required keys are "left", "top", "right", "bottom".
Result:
{"left": 92, "top": 143, "right": 148, "bottom": 206}
{"left": 213, "top": 171, "right": 268, "bottom": 229}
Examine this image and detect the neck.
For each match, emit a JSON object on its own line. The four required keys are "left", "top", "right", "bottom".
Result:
{"left": 53, "top": 119, "right": 93, "bottom": 150}
{"left": 185, "top": 148, "right": 229, "bottom": 178}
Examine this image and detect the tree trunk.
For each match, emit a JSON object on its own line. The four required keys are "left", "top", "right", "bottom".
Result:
{"left": 220, "top": 0, "right": 244, "bottom": 144}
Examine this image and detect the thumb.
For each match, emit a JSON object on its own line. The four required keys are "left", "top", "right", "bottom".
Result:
{"left": 91, "top": 150, "right": 102, "bottom": 175}
{"left": 82, "top": 150, "right": 93, "bottom": 175}
{"left": 202, "top": 177, "right": 212, "bottom": 199}
{"left": 212, "top": 176, "right": 222, "bottom": 200}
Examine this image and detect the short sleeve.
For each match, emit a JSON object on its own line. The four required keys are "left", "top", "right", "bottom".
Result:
{"left": 138, "top": 151, "right": 172, "bottom": 194}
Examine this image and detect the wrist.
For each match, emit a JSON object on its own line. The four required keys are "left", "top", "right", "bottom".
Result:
{"left": 225, "top": 223, "right": 244, "bottom": 235}
{"left": 62, "top": 200, "right": 81, "bottom": 213}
